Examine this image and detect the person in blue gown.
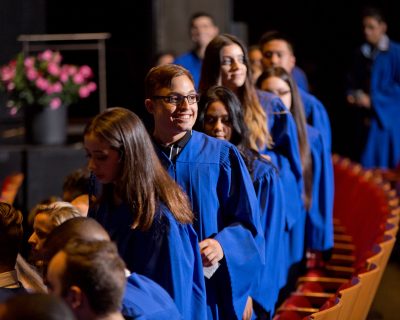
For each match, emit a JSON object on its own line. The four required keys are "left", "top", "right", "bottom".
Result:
{"left": 257, "top": 66, "right": 334, "bottom": 257}
{"left": 84, "top": 108, "right": 207, "bottom": 320}
{"left": 199, "top": 34, "right": 305, "bottom": 300}
{"left": 197, "top": 85, "right": 286, "bottom": 318}
{"left": 347, "top": 7, "right": 400, "bottom": 169}
{"left": 144, "top": 64, "right": 264, "bottom": 320}
{"left": 259, "top": 30, "right": 332, "bottom": 153}
{"left": 174, "top": 12, "right": 219, "bottom": 89}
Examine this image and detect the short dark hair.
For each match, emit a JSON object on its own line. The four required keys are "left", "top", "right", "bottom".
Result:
{"left": 0, "top": 202, "right": 23, "bottom": 268}
{"left": 259, "top": 30, "right": 295, "bottom": 54}
{"left": 0, "top": 293, "right": 75, "bottom": 320}
{"left": 59, "top": 239, "right": 126, "bottom": 316}
{"left": 190, "top": 12, "right": 216, "bottom": 28}
{"left": 362, "top": 6, "right": 386, "bottom": 23}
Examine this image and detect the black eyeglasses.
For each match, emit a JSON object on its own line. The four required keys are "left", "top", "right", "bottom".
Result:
{"left": 152, "top": 93, "right": 200, "bottom": 106}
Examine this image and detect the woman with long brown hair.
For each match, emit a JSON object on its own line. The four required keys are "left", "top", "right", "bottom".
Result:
{"left": 257, "top": 66, "right": 334, "bottom": 254}
{"left": 85, "top": 107, "right": 207, "bottom": 319}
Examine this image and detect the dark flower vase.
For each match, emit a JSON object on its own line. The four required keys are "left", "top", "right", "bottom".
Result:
{"left": 25, "top": 105, "right": 67, "bottom": 145}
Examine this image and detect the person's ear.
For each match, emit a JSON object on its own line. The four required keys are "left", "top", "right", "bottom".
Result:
{"left": 145, "top": 98, "right": 155, "bottom": 114}
{"left": 65, "top": 285, "right": 83, "bottom": 310}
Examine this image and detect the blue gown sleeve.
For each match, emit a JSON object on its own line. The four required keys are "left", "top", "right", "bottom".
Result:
{"left": 250, "top": 159, "right": 286, "bottom": 315}
{"left": 306, "top": 126, "right": 334, "bottom": 251}
{"left": 89, "top": 203, "right": 207, "bottom": 320}
{"left": 299, "top": 88, "right": 332, "bottom": 152}
{"left": 370, "top": 41, "right": 400, "bottom": 129}
{"left": 122, "top": 273, "right": 182, "bottom": 320}
{"left": 213, "top": 145, "right": 265, "bottom": 319}
{"left": 292, "top": 65, "right": 310, "bottom": 92}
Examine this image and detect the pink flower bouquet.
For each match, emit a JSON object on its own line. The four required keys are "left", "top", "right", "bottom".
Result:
{"left": 0, "top": 50, "right": 97, "bottom": 115}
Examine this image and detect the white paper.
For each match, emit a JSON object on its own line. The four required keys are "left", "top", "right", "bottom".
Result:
{"left": 203, "top": 262, "right": 220, "bottom": 279}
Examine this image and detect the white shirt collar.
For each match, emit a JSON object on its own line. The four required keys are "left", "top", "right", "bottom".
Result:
{"left": 361, "top": 34, "right": 390, "bottom": 58}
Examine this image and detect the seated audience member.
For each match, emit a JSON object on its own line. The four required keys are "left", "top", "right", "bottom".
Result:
{"left": 0, "top": 202, "right": 27, "bottom": 301}
{"left": 15, "top": 254, "right": 47, "bottom": 293}
{"left": 62, "top": 168, "right": 91, "bottom": 215}
{"left": 0, "top": 293, "right": 76, "bottom": 320}
{"left": 42, "top": 217, "right": 182, "bottom": 320}
{"left": 46, "top": 239, "right": 127, "bottom": 320}
{"left": 28, "top": 201, "right": 81, "bottom": 269}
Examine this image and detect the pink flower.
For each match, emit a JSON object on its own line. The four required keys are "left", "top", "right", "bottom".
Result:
{"left": 10, "top": 107, "right": 18, "bottom": 115}
{"left": 73, "top": 73, "right": 84, "bottom": 85}
{"left": 1, "top": 65, "right": 16, "bottom": 82}
{"left": 53, "top": 52, "right": 62, "bottom": 63}
{"left": 46, "top": 82, "right": 62, "bottom": 95}
{"left": 79, "top": 86, "right": 90, "bottom": 98}
{"left": 67, "top": 65, "right": 78, "bottom": 76}
{"left": 39, "top": 50, "right": 53, "bottom": 62}
{"left": 60, "top": 70, "right": 69, "bottom": 83}
{"left": 35, "top": 77, "right": 49, "bottom": 91}
{"left": 6, "top": 82, "right": 15, "bottom": 91}
{"left": 49, "top": 97, "right": 62, "bottom": 110}
{"left": 87, "top": 82, "right": 97, "bottom": 92}
{"left": 79, "top": 65, "right": 93, "bottom": 78}
{"left": 48, "top": 62, "right": 60, "bottom": 76}
{"left": 24, "top": 57, "right": 35, "bottom": 68}
{"left": 26, "top": 68, "right": 38, "bottom": 81}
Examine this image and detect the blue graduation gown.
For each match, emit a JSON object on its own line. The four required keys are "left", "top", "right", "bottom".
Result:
{"left": 361, "top": 41, "right": 400, "bottom": 168}
{"left": 174, "top": 51, "right": 202, "bottom": 89}
{"left": 298, "top": 88, "right": 332, "bottom": 153}
{"left": 257, "top": 90, "right": 305, "bottom": 286}
{"left": 248, "top": 157, "right": 286, "bottom": 316}
{"left": 154, "top": 131, "right": 264, "bottom": 320}
{"left": 122, "top": 273, "right": 182, "bottom": 320}
{"left": 292, "top": 65, "right": 309, "bottom": 93}
{"left": 89, "top": 202, "right": 207, "bottom": 320}
{"left": 306, "top": 126, "right": 334, "bottom": 251}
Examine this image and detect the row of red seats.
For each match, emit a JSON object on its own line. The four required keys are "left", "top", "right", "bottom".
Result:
{"left": 273, "top": 155, "right": 399, "bottom": 320}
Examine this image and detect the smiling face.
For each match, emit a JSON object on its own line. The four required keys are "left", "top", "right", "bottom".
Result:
{"left": 203, "top": 100, "right": 233, "bottom": 141}
{"left": 260, "top": 75, "right": 292, "bottom": 110}
{"left": 146, "top": 75, "right": 198, "bottom": 144}
{"left": 84, "top": 134, "right": 120, "bottom": 184}
{"left": 219, "top": 44, "right": 247, "bottom": 92}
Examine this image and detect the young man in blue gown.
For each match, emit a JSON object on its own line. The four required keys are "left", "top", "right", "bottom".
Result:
{"left": 259, "top": 31, "right": 332, "bottom": 153}
{"left": 347, "top": 7, "right": 400, "bottom": 169}
{"left": 145, "top": 64, "right": 264, "bottom": 320}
